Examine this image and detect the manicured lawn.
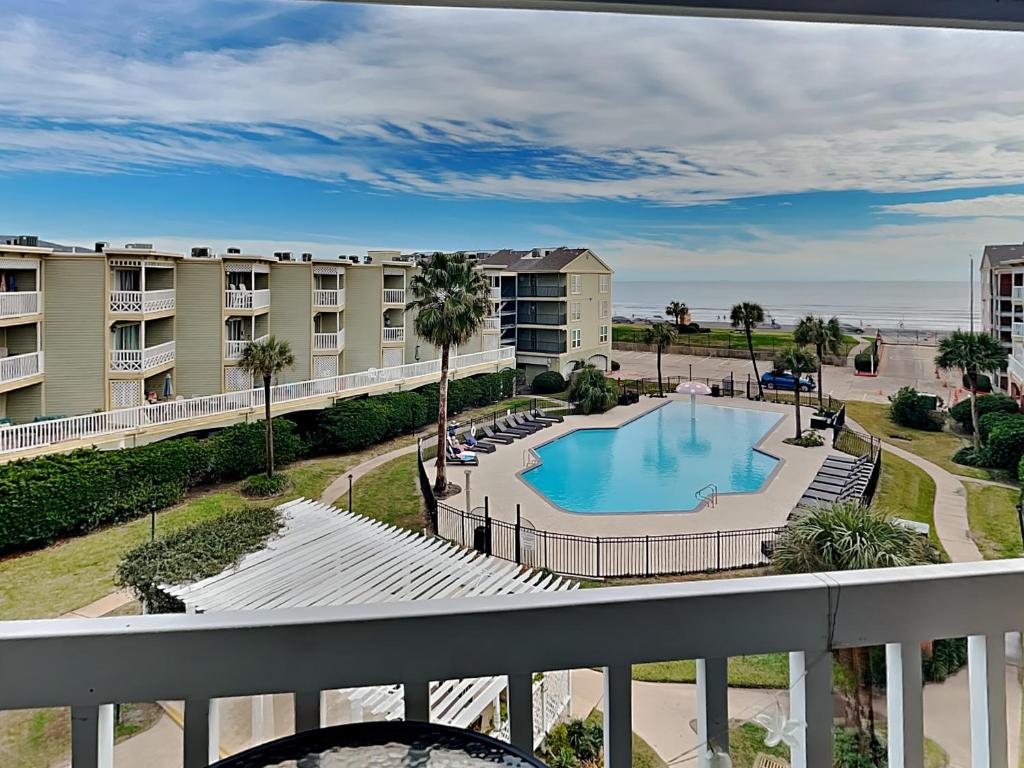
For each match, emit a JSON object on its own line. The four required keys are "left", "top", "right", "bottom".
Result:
{"left": 633, "top": 654, "right": 789, "bottom": 688}
{"left": 871, "top": 451, "right": 943, "bottom": 557}
{"left": 844, "top": 401, "right": 993, "bottom": 480}
{"left": 614, "top": 325, "right": 859, "bottom": 353}
{"left": 964, "top": 482, "right": 1023, "bottom": 560}
{"left": 730, "top": 722, "right": 790, "bottom": 768}
{"left": 349, "top": 453, "right": 427, "bottom": 531}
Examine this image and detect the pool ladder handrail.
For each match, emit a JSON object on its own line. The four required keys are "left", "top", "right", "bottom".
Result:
{"left": 695, "top": 482, "right": 719, "bottom": 508}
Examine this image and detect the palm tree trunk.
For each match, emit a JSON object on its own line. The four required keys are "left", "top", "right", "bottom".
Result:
{"left": 657, "top": 345, "right": 663, "bottom": 397}
{"left": 794, "top": 384, "right": 802, "bottom": 438}
{"left": 264, "top": 374, "right": 274, "bottom": 478}
{"left": 967, "top": 373, "right": 980, "bottom": 450}
{"left": 747, "top": 326, "right": 763, "bottom": 399}
{"left": 434, "top": 345, "right": 450, "bottom": 495}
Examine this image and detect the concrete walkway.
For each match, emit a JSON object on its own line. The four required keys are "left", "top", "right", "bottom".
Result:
{"left": 318, "top": 443, "right": 418, "bottom": 507}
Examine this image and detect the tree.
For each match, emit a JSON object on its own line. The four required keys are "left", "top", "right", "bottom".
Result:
{"left": 238, "top": 336, "right": 295, "bottom": 478}
{"left": 774, "top": 346, "right": 818, "bottom": 438}
{"left": 794, "top": 315, "right": 843, "bottom": 409}
{"left": 665, "top": 300, "right": 688, "bottom": 328}
{"left": 772, "top": 502, "right": 936, "bottom": 760}
{"left": 407, "top": 252, "right": 491, "bottom": 495}
{"left": 642, "top": 322, "right": 677, "bottom": 397}
{"left": 731, "top": 302, "right": 766, "bottom": 399}
{"left": 935, "top": 331, "right": 1008, "bottom": 450}
{"left": 568, "top": 364, "right": 618, "bottom": 414}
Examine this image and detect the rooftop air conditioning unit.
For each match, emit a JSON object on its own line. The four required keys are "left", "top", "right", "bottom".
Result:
{"left": 301, "top": 252, "right": 313, "bottom": 262}
{"left": 125, "top": 243, "right": 153, "bottom": 250}
{"left": 16, "top": 235, "right": 39, "bottom": 247}
{"left": 349, "top": 256, "right": 360, "bottom": 264}
{"left": 364, "top": 256, "right": 373, "bottom": 264}
{"left": 191, "top": 247, "right": 212, "bottom": 258}
{"left": 226, "top": 247, "right": 241, "bottom": 255}
{"left": 274, "top": 251, "right": 293, "bottom": 261}
{"left": 94, "top": 241, "right": 109, "bottom": 253}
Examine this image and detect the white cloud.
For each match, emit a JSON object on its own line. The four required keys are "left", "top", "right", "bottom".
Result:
{"left": 878, "top": 194, "right": 1024, "bottom": 219}
{"left": 3, "top": 6, "right": 1024, "bottom": 202}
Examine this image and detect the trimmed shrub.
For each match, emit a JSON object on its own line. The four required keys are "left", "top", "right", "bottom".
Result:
{"left": 0, "top": 438, "right": 211, "bottom": 552}
{"left": 784, "top": 430, "right": 825, "bottom": 448}
{"left": 241, "top": 473, "right": 289, "bottom": 498}
{"left": 310, "top": 398, "right": 390, "bottom": 455}
{"left": 983, "top": 418, "right": 1024, "bottom": 468}
{"left": 532, "top": 371, "right": 566, "bottom": 394}
{"left": 979, "top": 411, "right": 1024, "bottom": 442}
{"left": 889, "top": 387, "right": 941, "bottom": 431}
{"left": 953, "top": 446, "right": 985, "bottom": 467}
{"left": 853, "top": 351, "right": 877, "bottom": 373}
{"left": 206, "top": 419, "right": 305, "bottom": 481}
{"left": 116, "top": 505, "right": 283, "bottom": 612}
{"left": 950, "top": 393, "right": 1018, "bottom": 432}
{"left": 377, "top": 391, "right": 432, "bottom": 435}
{"left": 610, "top": 360, "right": 621, "bottom": 371}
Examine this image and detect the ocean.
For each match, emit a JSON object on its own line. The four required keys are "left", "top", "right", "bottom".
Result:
{"left": 613, "top": 280, "right": 980, "bottom": 332}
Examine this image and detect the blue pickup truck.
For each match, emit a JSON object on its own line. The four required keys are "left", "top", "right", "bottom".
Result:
{"left": 761, "top": 370, "right": 816, "bottom": 392}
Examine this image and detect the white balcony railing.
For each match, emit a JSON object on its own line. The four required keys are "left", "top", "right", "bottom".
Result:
{"left": 109, "top": 341, "right": 176, "bottom": 372}
{"left": 382, "top": 326, "right": 405, "bottom": 343}
{"left": 483, "top": 316, "right": 500, "bottom": 331}
{"left": 1013, "top": 322, "right": 1024, "bottom": 338}
{"left": 490, "top": 286, "right": 502, "bottom": 301}
{"left": 1010, "top": 355, "right": 1024, "bottom": 384}
{"left": 313, "top": 288, "right": 345, "bottom": 308}
{"left": 0, "top": 291, "right": 39, "bottom": 319}
{"left": 383, "top": 288, "right": 405, "bottom": 304}
{"left": 313, "top": 331, "right": 343, "bottom": 351}
{"left": 0, "top": 351, "right": 42, "bottom": 385}
{"left": 1013, "top": 286, "right": 1024, "bottom": 301}
{"left": 109, "top": 289, "right": 176, "bottom": 314}
{"left": 224, "top": 335, "right": 269, "bottom": 361}
{"left": 0, "top": 559, "right": 1020, "bottom": 768}
{"left": 0, "top": 347, "right": 515, "bottom": 456}
{"left": 224, "top": 289, "right": 271, "bottom": 310}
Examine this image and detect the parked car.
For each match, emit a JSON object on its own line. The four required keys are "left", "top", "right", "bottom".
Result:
{"left": 761, "top": 370, "right": 816, "bottom": 392}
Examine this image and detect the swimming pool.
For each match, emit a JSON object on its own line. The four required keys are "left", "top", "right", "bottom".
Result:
{"left": 521, "top": 402, "right": 783, "bottom": 514}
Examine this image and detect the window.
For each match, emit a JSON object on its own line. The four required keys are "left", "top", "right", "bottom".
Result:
{"left": 571, "top": 328, "right": 582, "bottom": 349}
{"left": 570, "top": 274, "right": 581, "bottom": 294}
{"left": 599, "top": 300, "right": 609, "bottom": 318}
{"left": 600, "top": 325, "right": 609, "bottom": 343}
{"left": 599, "top": 275, "right": 609, "bottom": 293}
{"left": 112, "top": 323, "right": 140, "bottom": 351}
{"left": 571, "top": 302, "right": 581, "bottom": 321}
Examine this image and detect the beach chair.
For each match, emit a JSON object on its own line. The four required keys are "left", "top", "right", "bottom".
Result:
{"left": 481, "top": 424, "right": 518, "bottom": 443}
{"left": 445, "top": 444, "right": 479, "bottom": 466}
{"left": 535, "top": 407, "right": 564, "bottom": 423}
{"left": 511, "top": 413, "right": 547, "bottom": 430}
{"left": 496, "top": 417, "right": 534, "bottom": 436}
{"left": 518, "top": 412, "right": 552, "bottom": 428}
{"left": 458, "top": 429, "right": 495, "bottom": 453}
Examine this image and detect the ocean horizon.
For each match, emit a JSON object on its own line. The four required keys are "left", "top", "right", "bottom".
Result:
{"left": 612, "top": 279, "right": 980, "bottom": 332}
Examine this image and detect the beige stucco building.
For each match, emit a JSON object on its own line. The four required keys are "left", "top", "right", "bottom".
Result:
{"left": 0, "top": 237, "right": 611, "bottom": 422}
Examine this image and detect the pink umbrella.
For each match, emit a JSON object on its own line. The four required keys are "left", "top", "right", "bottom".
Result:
{"left": 675, "top": 380, "right": 712, "bottom": 421}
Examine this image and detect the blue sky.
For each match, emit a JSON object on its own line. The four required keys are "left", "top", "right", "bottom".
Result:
{"left": 3, "top": 0, "right": 1024, "bottom": 280}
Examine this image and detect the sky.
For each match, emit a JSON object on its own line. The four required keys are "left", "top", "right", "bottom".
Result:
{"left": 2, "top": 0, "right": 1024, "bottom": 281}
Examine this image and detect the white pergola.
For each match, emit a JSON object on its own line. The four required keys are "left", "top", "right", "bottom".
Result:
{"left": 160, "top": 498, "right": 575, "bottom": 753}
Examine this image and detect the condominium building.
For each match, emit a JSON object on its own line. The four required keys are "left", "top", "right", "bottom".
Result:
{"left": 474, "top": 247, "right": 614, "bottom": 380}
{"left": 0, "top": 238, "right": 46, "bottom": 422}
{"left": 981, "top": 243, "right": 1024, "bottom": 400}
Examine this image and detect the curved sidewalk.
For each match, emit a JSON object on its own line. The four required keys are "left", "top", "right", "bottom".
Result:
{"left": 318, "top": 443, "right": 418, "bottom": 507}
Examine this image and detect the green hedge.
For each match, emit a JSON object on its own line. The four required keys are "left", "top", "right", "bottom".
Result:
{"left": 116, "top": 505, "right": 282, "bottom": 612}
{"left": 207, "top": 419, "right": 306, "bottom": 481}
{"left": 532, "top": 371, "right": 566, "bottom": 394}
{"left": 983, "top": 418, "right": 1024, "bottom": 469}
{"left": 979, "top": 411, "right": 1024, "bottom": 443}
{"left": 949, "top": 393, "right": 1018, "bottom": 432}
{"left": 889, "top": 386, "right": 941, "bottom": 431}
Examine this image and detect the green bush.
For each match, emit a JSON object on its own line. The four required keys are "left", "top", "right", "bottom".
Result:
{"left": 950, "top": 393, "right": 1019, "bottom": 432}
{"left": 889, "top": 386, "right": 941, "bottom": 431}
{"left": 377, "top": 391, "right": 432, "bottom": 435}
{"left": 532, "top": 370, "right": 567, "bottom": 394}
{"left": 983, "top": 418, "right": 1024, "bottom": 468}
{"left": 853, "top": 351, "right": 878, "bottom": 373}
{"left": 538, "top": 717, "right": 602, "bottom": 768}
{"left": 784, "top": 430, "right": 825, "bottom": 448}
{"left": 953, "top": 446, "right": 985, "bottom": 467}
{"left": 206, "top": 419, "right": 305, "bottom": 481}
{"left": 0, "top": 438, "right": 211, "bottom": 552}
{"left": 116, "top": 505, "right": 282, "bottom": 612}
{"left": 568, "top": 365, "right": 617, "bottom": 415}
{"left": 241, "top": 473, "right": 289, "bottom": 498}
{"left": 963, "top": 372, "right": 993, "bottom": 392}
{"left": 979, "top": 411, "right": 1024, "bottom": 442}
{"left": 310, "top": 398, "right": 390, "bottom": 455}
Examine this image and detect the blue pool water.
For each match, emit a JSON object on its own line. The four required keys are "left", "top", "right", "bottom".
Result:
{"left": 521, "top": 402, "right": 783, "bottom": 514}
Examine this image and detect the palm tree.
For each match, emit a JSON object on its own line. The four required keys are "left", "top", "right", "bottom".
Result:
{"left": 935, "top": 331, "right": 1008, "bottom": 450}
{"left": 774, "top": 346, "right": 818, "bottom": 438}
{"left": 772, "top": 502, "right": 936, "bottom": 759}
{"left": 793, "top": 315, "right": 844, "bottom": 409}
{"left": 665, "top": 300, "right": 688, "bottom": 329}
{"left": 567, "top": 363, "right": 618, "bottom": 414}
{"left": 238, "top": 336, "right": 295, "bottom": 478}
{"left": 730, "top": 302, "right": 766, "bottom": 399}
{"left": 642, "top": 322, "right": 677, "bottom": 397}
{"left": 407, "top": 252, "right": 491, "bottom": 495}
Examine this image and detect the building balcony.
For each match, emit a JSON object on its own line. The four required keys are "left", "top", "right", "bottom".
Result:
{"left": 1009, "top": 355, "right": 1024, "bottom": 384}
{"left": 0, "top": 351, "right": 42, "bottom": 385}
{"left": 0, "top": 291, "right": 40, "bottom": 320}
{"left": 314, "top": 330, "right": 345, "bottom": 352}
{"left": 224, "top": 289, "right": 271, "bottom": 311}
{"left": 518, "top": 284, "right": 566, "bottom": 298}
{"left": 314, "top": 288, "right": 345, "bottom": 308}
{"left": 1013, "top": 286, "right": 1024, "bottom": 301}
{"left": 382, "top": 326, "right": 405, "bottom": 344}
{"left": 489, "top": 286, "right": 502, "bottom": 301}
{"left": 225, "top": 335, "right": 269, "bottom": 361}
{"left": 383, "top": 288, "right": 406, "bottom": 305}
{"left": 109, "top": 289, "right": 176, "bottom": 314}
{"left": 109, "top": 341, "right": 175, "bottom": 372}
{"left": 517, "top": 339, "right": 566, "bottom": 354}
{"left": 483, "top": 316, "right": 500, "bottom": 331}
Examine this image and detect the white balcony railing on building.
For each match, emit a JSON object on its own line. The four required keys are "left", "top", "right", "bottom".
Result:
{"left": 0, "top": 351, "right": 42, "bottom": 385}
{"left": 483, "top": 316, "right": 500, "bottom": 331}
{"left": 383, "top": 288, "right": 405, "bottom": 304}
{"left": 109, "top": 341, "right": 176, "bottom": 372}
{"left": 0, "top": 559, "right": 1020, "bottom": 768}
{"left": 225, "top": 335, "right": 269, "bottom": 361}
{"left": 0, "top": 347, "right": 514, "bottom": 455}
{"left": 382, "top": 326, "right": 405, "bottom": 343}
{"left": 313, "top": 288, "right": 345, "bottom": 308}
{"left": 1013, "top": 286, "right": 1024, "bottom": 301}
{"left": 1010, "top": 355, "right": 1024, "bottom": 384}
{"left": 224, "top": 289, "right": 271, "bottom": 310}
{"left": 0, "top": 291, "right": 39, "bottom": 319}
{"left": 1013, "top": 322, "right": 1024, "bottom": 338}
{"left": 313, "top": 331, "right": 343, "bottom": 352}
{"left": 490, "top": 286, "right": 502, "bottom": 301}
{"left": 109, "top": 289, "right": 176, "bottom": 314}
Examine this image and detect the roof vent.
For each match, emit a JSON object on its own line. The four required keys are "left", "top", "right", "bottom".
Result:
{"left": 364, "top": 255, "right": 373, "bottom": 264}
{"left": 191, "top": 247, "right": 212, "bottom": 258}
{"left": 94, "top": 241, "right": 109, "bottom": 253}
{"left": 349, "top": 256, "right": 360, "bottom": 264}
{"left": 301, "top": 252, "right": 313, "bottom": 262}
{"left": 274, "top": 251, "right": 293, "bottom": 262}
{"left": 14, "top": 235, "right": 39, "bottom": 248}
{"left": 226, "top": 247, "right": 241, "bottom": 255}
{"left": 125, "top": 243, "right": 153, "bottom": 250}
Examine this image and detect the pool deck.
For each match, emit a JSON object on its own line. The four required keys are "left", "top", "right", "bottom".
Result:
{"left": 440, "top": 394, "right": 833, "bottom": 537}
